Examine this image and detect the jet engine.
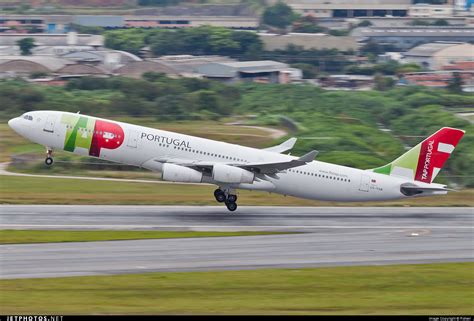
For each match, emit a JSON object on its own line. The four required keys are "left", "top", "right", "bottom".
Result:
{"left": 162, "top": 163, "right": 203, "bottom": 183}
{"left": 212, "top": 164, "right": 254, "bottom": 184}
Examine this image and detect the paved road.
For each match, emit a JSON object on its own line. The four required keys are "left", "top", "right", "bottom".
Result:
{"left": 0, "top": 206, "right": 472, "bottom": 279}
{"left": 0, "top": 205, "right": 472, "bottom": 231}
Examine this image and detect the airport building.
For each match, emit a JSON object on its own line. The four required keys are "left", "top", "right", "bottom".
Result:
{"left": 0, "top": 32, "right": 103, "bottom": 55}
{"left": 196, "top": 60, "right": 302, "bottom": 84}
{"left": 280, "top": 0, "right": 473, "bottom": 18}
{"left": 352, "top": 26, "right": 474, "bottom": 50}
{"left": 403, "top": 42, "right": 474, "bottom": 70}
{"left": 279, "top": 0, "right": 411, "bottom": 18}
{"left": 401, "top": 70, "right": 474, "bottom": 91}
{"left": 0, "top": 13, "right": 258, "bottom": 33}
{"left": 408, "top": 4, "right": 454, "bottom": 18}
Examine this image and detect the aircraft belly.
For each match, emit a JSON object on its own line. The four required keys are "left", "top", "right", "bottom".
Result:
{"left": 271, "top": 170, "right": 404, "bottom": 202}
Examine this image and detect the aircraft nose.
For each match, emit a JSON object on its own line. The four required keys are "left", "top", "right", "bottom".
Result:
{"left": 8, "top": 117, "right": 20, "bottom": 133}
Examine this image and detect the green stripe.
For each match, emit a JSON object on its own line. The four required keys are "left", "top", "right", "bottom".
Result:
{"left": 64, "top": 116, "right": 89, "bottom": 152}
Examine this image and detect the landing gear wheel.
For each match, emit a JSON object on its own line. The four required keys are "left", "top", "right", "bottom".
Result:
{"left": 227, "top": 194, "right": 237, "bottom": 203}
{"left": 225, "top": 201, "right": 237, "bottom": 212}
{"left": 45, "top": 157, "right": 53, "bottom": 166}
{"left": 214, "top": 189, "right": 226, "bottom": 203}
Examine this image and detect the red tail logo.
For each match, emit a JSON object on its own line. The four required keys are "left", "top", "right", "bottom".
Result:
{"left": 414, "top": 127, "right": 465, "bottom": 183}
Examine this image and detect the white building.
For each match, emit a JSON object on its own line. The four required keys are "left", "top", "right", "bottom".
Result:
{"left": 408, "top": 4, "right": 454, "bottom": 18}
{"left": 278, "top": 0, "right": 411, "bottom": 18}
{"left": 403, "top": 42, "right": 474, "bottom": 70}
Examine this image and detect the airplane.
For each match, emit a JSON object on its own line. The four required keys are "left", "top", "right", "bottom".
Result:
{"left": 8, "top": 110, "right": 465, "bottom": 212}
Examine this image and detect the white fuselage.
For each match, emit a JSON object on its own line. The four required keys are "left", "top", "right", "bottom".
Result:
{"left": 8, "top": 110, "right": 426, "bottom": 202}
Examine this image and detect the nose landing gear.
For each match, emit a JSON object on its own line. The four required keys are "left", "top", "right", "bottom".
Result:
{"left": 214, "top": 188, "right": 238, "bottom": 212}
{"left": 45, "top": 149, "right": 53, "bottom": 166}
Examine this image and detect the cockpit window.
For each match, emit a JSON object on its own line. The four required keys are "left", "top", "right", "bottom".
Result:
{"left": 23, "top": 115, "right": 33, "bottom": 121}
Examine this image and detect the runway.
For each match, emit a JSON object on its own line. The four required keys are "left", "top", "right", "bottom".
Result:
{"left": 0, "top": 206, "right": 473, "bottom": 279}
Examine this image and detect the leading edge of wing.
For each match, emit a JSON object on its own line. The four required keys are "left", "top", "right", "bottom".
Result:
{"left": 146, "top": 150, "right": 318, "bottom": 175}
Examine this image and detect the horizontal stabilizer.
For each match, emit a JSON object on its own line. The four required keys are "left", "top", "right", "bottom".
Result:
{"left": 263, "top": 137, "right": 297, "bottom": 154}
{"left": 400, "top": 183, "right": 450, "bottom": 196}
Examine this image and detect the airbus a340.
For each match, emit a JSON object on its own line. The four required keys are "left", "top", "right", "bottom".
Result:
{"left": 8, "top": 111, "right": 465, "bottom": 211}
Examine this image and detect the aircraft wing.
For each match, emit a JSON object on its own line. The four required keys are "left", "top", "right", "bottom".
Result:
{"left": 263, "top": 137, "right": 297, "bottom": 154}
{"left": 239, "top": 150, "right": 319, "bottom": 174}
{"left": 146, "top": 150, "right": 318, "bottom": 175}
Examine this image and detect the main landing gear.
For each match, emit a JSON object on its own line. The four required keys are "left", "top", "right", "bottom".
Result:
{"left": 214, "top": 188, "right": 238, "bottom": 212}
{"left": 45, "top": 148, "right": 53, "bottom": 166}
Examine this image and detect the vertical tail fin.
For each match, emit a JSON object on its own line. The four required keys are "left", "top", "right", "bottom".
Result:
{"left": 371, "top": 127, "right": 465, "bottom": 183}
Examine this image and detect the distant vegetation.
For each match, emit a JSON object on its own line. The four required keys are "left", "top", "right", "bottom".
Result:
{"left": 410, "top": 19, "right": 450, "bottom": 26}
{"left": 105, "top": 26, "right": 263, "bottom": 58}
{"left": 16, "top": 38, "right": 35, "bottom": 56}
{"left": 1, "top": 76, "right": 472, "bottom": 186}
{"left": 344, "top": 61, "right": 423, "bottom": 76}
{"left": 262, "top": 1, "right": 297, "bottom": 29}
{"left": 103, "top": 27, "right": 355, "bottom": 72}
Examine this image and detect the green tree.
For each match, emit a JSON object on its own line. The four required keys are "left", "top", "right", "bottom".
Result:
{"left": 374, "top": 74, "right": 396, "bottom": 91}
{"left": 230, "top": 31, "right": 263, "bottom": 58}
{"left": 358, "top": 20, "right": 372, "bottom": 27}
{"left": 410, "top": 19, "right": 431, "bottom": 26}
{"left": 145, "top": 26, "right": 262, "bottom": 57}
{"left": 360, "top": 40, "right": 385, "bottom": 56}
{"left": 433, "top": 19, "right": 449, "bottom": 26}
{"left": 17, "top": 38, "right": 36, "bottom": 56}
{"left": 290, "top": 63, "right": 318, "bottom": 79}
{"left": 208, "top": 28, "right": 240, "bottom": 54}
{"left": 262, "top": 1, "right": 296, "bottom": 29}
{"left": 328, "top": 29, "right": 349, "bottom": 36}
{"left": 292, "top": 15, "right": 326, "bottom": 33}
{"left": 395, "top": 63, "right": 422, "bottom": 74}
{"left": 104, "top": 29, "right": 145, "bottom": 55}
{"left": 447, "top": 72, "right": 464, "bottom": 94}
{"left": 148, "top": 29, "right": 183, "bottom": 55}
{"left": 29, "top": 71, "right": 49, "bottom": 79}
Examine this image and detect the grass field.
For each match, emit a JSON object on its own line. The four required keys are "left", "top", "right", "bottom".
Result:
{"left": 1, "top": 263, "right": 472, "bottom": 315}
{"left": 2, "top": 175, "right": 474, "bottom": 206}
{"left": 0, "top": 230, "right": 287, "bottom": 244}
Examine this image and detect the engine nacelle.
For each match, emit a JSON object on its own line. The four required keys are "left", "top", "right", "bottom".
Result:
{"left": 212, "top": 164, "right": 254, "bottom": 184}
{"left": 162, "top": 163, "right": 202, "bottom": 183}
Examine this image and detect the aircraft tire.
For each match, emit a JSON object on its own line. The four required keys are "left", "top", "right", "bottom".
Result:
{"left": 227, "top": 194, "right": 237, "bottom": 203}
{"left": 225, "top": 201, "right": 237, "bottom": 212}
{"left": 214, "top": 189, "right": 226, "bottom": 203}
{"left": 45, "top": 157, "right": 53, "bottom": 166}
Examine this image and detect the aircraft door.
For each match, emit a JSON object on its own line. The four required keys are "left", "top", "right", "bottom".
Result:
{"left": 127, "top": 129, "right": 139, "bottom": 148}
{"left": 43, "top": 115, "right": 56, "bottom": 133}
{"left": 359, "top": 174, "right": 370, "bottom": 192}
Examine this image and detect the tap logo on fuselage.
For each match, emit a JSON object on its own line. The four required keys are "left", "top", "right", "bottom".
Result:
{"left": 61, "top": 114, "right": 124, "bottom": 157}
